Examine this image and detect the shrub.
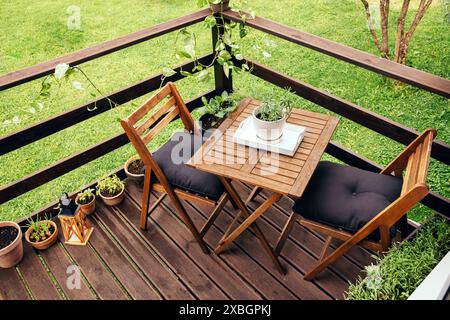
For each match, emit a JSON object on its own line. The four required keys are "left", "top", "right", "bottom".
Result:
{"left": 346, "top": 216, "right": 450, "bottom": 300}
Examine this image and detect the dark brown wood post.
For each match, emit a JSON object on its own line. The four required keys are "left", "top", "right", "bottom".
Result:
{"left": 211, "top": 12, "right": 233, "bottom": 94}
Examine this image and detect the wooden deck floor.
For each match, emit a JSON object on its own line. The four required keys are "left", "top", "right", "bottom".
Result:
{"left": 0, "top": 179, "right": 375, "bottom": 300}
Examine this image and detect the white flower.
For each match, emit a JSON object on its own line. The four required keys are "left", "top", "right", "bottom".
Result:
{"left": 37, "top": 102, "right": 44, "bottom": 110}
{"left": 2, "top": 119, "right": 11, "bottom": 126}
{"left": 28, "top": 107, "right": 36, "bottom": 114}
{"left": 54, "top": 63, "right": 70, "bottom": 80}
{"left": 71, "top": 80, "right": 84, "bottom": 90}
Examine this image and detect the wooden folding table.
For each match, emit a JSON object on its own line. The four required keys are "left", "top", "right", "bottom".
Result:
{"left": 187, "top": 98, "right": 339, "bottom": 273}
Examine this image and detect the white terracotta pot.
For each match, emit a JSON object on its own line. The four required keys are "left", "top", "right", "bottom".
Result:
{"left": 252, "top": 106, "right": 287, "bottom": 141}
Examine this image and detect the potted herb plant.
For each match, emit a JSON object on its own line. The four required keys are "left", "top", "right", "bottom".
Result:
{"left": 0, "top": 221, "right": 23, "bottom": 268}
{"left": 198, "top": 91, "right": 237, "bottom": 135}
{"left": 96, "top": 174, "right": 125, "bottom": 206}
{"left": 252, "top": 94, "right": 293, "bottom": 141}
{"left": 76, "top": 188, "right": 96, "bottom": 215}
{"left": 124, "top": 155, "right": 145, "bottom": 181}
{"left": 25, "top": 215, "right": 58, "bottom": 250}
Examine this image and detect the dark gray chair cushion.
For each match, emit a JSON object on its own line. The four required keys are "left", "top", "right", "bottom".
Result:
{"left": 292, "top": 161, "right": 403, "bottom": 240}
{"left": 152, "top": 131, "right": 225, "bottom": 200}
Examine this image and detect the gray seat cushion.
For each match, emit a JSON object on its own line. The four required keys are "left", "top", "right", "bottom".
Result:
{"left": 152, "top": 131, "right": 225, "bottom": 200}
{"left": 292, "top": 161, "right": 403, "bottom": 240}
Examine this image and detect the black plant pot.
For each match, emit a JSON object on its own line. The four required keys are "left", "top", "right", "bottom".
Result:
{"left": 198, "top": 113, "right": 225, "bottom": 138}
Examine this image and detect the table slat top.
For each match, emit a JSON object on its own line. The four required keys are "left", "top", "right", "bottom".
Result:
{"left": 188, "top": 98, "right": 339, "bottom": 198}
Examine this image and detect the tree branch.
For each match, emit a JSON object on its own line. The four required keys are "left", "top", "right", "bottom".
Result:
{"left": 394, "top": 0, "right": 411, "bottom": 63}
{"left": 380, "top": 0, "right": 390, "bottom": 58}
{"left": 361, "top": 0, "right": 385, "bottom": 56}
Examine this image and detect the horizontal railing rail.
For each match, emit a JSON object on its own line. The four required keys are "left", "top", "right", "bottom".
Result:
{"left": 0, "top": 53, "right": 215, "bottom": 155}
{"left": 0, "top": 8, "right": 211, "bottom": 91}
{"left": 224, "top": 11, "right": 450, "bottom": 98}
{"left": 0, "top": 91, "right": 216, "bottom": 205}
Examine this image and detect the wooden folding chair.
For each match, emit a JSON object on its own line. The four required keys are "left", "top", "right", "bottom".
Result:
{"left": 273, "top": 129, "right": 436, "bottom": 280}
{"left": 120, "top": 82, "right": 231, "bottom": 254}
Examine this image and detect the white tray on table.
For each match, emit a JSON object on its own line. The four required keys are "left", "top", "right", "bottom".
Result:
{"left": 233, "top": 116, "right": 305, "bottom": 156}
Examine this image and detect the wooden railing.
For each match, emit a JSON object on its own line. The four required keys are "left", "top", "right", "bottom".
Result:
{"left": 0, "top": 8, "right": 449, "bottom": 217}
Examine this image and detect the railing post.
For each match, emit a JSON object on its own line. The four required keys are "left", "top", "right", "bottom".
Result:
{"left": 211, "top": 13, "right": 233, "bottom": 94}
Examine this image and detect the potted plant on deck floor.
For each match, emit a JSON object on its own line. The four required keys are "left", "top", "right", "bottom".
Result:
{"left": 76, "top": 188, "right": 96, "bottom": 215}
{"left": 252, "top": 93, "right": 293, "bottom": 141}
{"left": 96, "top": 174, "right": 125, "bottom": 206}
{"left": 198, "top": 91, "right": 237, "bottom": 135}
{"left": 124, "top": 155, "right": 145, "bottom": 182}
{"left": 25, "top": 215, "right": 58, "bottom": 250}
{"left": 0, "top": 221, "right": 23, "bottom": 268}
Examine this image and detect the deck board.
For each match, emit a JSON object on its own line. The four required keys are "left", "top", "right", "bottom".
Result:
{"left": 0, "top": 178, "right": 374, "bottom": 300}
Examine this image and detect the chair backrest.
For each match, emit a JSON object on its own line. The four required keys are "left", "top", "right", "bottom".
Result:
{"left": 120, "top": 82, "right": 198, "bottom": 181}
{"left": 381, "top": 129, "right": 436, "bottom": 196}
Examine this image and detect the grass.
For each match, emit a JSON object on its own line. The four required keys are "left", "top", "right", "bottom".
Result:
{"left": 346, "top": 215, "right": 450, "bottom": 300}
{"left": 0, "top": 0, "right": 449, "bottom": 222}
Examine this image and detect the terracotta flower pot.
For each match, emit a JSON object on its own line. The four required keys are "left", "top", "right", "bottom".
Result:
{"left": 124, "top": 155, "right": 145, "bottom": 182}
{"left": 210, "top": 0, "right": 230, "bottom": 13}
{"left": 25, "top": 220, "right": 58, "bottom": 251}
{"left": 75, "top": 194, "right": 96, "bottom": 215}
{"left": 99, "top": 186, "right": 125, "bottom": 206}
{"left": 0, "top": 221, "right": 23, "bottom": 268}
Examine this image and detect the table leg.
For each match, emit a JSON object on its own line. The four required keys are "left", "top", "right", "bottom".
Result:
{"left": 216, "top": 177, "right": 285, "bottom": 274}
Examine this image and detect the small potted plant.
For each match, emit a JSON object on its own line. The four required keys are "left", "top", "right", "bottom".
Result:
{"left": 0, "top": 221, "right": 23, "bottom": 268}
{"left": 198, "top": 91, "right": 237, "bottom": 135}
{"left": 96, "top": 174, "right": 125, "bottom": 206}
{"left": 76, "top": 188, "right": 96, "bottom": 215}
{"left": 25, "top": 215, "right": 58, "bottom": 250}
{"left": 252, "top": 93, "right": 293, "bottom": 141}
{"left": 124, "top": 155, "right": 145, "bottom": 181}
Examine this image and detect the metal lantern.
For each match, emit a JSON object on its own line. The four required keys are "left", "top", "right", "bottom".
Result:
{"left": 57, "top": 193, "right": 94, "bottom": 246}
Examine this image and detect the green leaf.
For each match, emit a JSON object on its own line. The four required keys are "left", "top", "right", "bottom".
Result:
{"left": 162, "top": 67, "right": 177, "bottom": 77}
{"left": 222, "top": 31, "right": 233, "bottom": 46}
{"left": 234, "top": 53, "right": 243, "bottom": 60}
{"left": 196, "top": 69, "right": 209, "bottom": 82}
{"left": 201, "top": 96, "right": 208, "bottom": 105}
{"left": 239, "top": 23, "right": 248, "bottom": 38}
{"left": 219, "top": 49, "right": 231, "bottom": 61}
{"left": 223, "top": 62, "right": 230, "bottom": 78}
{"left": 241, "top": 63, "right": 250, "bottom": 70}
{"left": 180, "top": 70, "right": 193, "bottom": 77}
{"left": 215, "top": 41, "right": 225, "bottom": 52}
{"left": 221, "top": 90, "right": 229, "bottom": 100}
{"left": 197, "top": 0, "right": 208, "bottom": 8}
{"left": 203, "top": 15, "right": 216, "bottom": 28}
{"left": 177, "top": 50, "right": 192, "bottom": 59}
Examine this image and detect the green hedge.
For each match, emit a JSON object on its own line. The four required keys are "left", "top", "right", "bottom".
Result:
{"left": 346, "top": 216, "right": 450, "bottom": 300}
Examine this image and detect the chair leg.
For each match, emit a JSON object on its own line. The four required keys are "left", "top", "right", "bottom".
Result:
{"left": 199, "top": 193, "right": 229, "bottom": 238}
{"left": 245, "top": 186, "right": 261, "bottom": 205}
{"left": 148, "top": 193, "right": 167, "bottom": 216}
{"left": 140, "top": 170, "right": 152, "bottom": 230}
{"left": 169, "top": 193, "right": 210, "bottom": 255}
{"left": 274, "top": 211, "right": 297, "bottom": 256}
{"left": 379, "top": 225, "right": 390, "bottom": 252}
{"left": 319, "top": 236, "right": 332, "bottom": 261}
{"left": 304, "top": 224, "right": 378, "bottom": 280}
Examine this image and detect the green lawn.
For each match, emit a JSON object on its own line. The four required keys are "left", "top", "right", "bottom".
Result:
{"left": 0, "top": 0, "right": 449, "bottom": 222}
